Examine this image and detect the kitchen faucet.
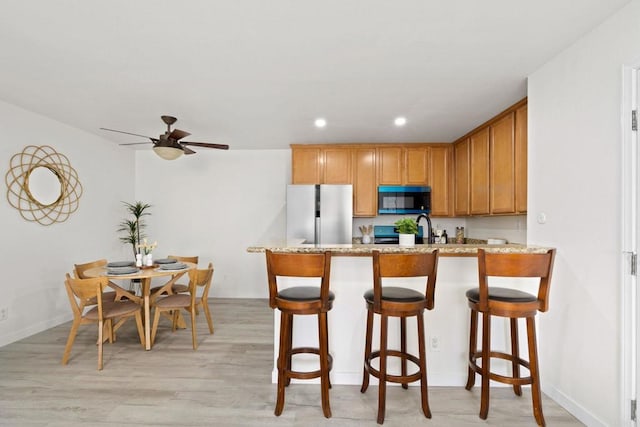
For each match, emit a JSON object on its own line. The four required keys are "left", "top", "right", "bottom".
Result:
{"left": 416, "top": 213, "right": 434, "bottom": 244}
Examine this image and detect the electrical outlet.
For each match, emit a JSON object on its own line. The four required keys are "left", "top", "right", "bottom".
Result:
{"left": 429, "top": 335, "right": 440, "bottom": 352}
{"left": 0, "top": 307, "right": 8, "bottom": 321}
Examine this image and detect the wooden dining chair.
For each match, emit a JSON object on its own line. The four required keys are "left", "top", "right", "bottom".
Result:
{"left": 150, "top": 255, "right": 199, "bottom": 295}
{"left": 62, "top": 273, "right": 144, "bottom": 370}
{"left": 150, "top": 263, "right": 214, "bottom": 349}
{"left": 74, "top": 258, "right": 135, "bottom": 304}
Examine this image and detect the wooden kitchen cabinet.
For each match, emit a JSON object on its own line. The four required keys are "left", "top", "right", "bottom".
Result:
{"left": 291, "top": 146, "right": 351, "bottom": 185}
{"left": 469, "top": 128, "right": 490, "bottom": 215}
{"left": 292, "top": 146, "right": 322, "bottom": 184}
{"left": 405, "top": 146, "right": 429, "bottom": 185}
{"left": 377, "top": 146, "right": 404, "bottom": 185}
{"left": 515, "top": 104, "right": 527, "bottom": 213}
{"left": 378, "top": 146, "right": 430, "bottom": 186}
{"left": 292, "top": 143, "right": 453, "bottom": 218}
{"left": 454, "top": 139, "right": 470, "bottom": 215}
{"left": 452, "top": 97, "right": 527, "bottom": 217}
{"left": 490, "top": 112, "right": 516, "bottom": 214}
{"left": 378, "top": 144, "right": 450, "bottom": 216}
{"left": 429, "top": 145, "right": 452, "bottom": 216}
{"left": 353, "top": 147, "right": 377, "bottom": 216}
{"left": 323, "top": 147, "right": 352, "bottom": 184}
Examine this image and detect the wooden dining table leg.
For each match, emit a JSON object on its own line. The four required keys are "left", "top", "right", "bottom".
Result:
{"left": 141, "top": 277, "right": 152, "bottom": 350}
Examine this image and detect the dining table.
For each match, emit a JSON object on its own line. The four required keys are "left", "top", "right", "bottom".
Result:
{"left": 83, "top": 262, "right": 196, "bottom": 350}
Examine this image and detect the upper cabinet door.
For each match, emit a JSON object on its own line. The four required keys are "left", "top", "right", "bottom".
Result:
{"left": 353, "top": 148, "right": 377, "bottom": 217}
{"left": 429, "top": 145, "right": 452, "bottom": 217}
{"left": 490, "top": 112, "right": 516, "bottom": 214}
{"left": 454, "top": 139, "right": 470, "bottom": 216}
{"left": 515, "top": 105, "right": 527, "bottom": 213}
{"left": 323, "top": 148, "right": 352, "bottom": 184}
{"left": 469, "top": 128, "right": 490, "bottom": 215}
{"left": 405, "top": 147, "right": 429, "bottom": 185}
{"left": 292, "top": 147, "right": 322, "bottom": 184}
{"left": 378, "top": 147, "right": 404, "bottom": 185}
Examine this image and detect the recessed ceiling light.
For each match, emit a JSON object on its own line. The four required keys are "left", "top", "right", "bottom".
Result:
{"left": 314, "top": 118, "right": 327, "bottom": 128}
{"left": 394, "top": 117, "right": 407, "bottom": 127}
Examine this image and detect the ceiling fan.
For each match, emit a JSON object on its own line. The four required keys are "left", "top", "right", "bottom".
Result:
{"left": 100, "top": 115, "right": 229, "bottom": 160}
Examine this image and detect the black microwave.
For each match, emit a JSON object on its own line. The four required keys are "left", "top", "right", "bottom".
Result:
{"left": 378, "top": 185, "right": 431, "bottom": 215}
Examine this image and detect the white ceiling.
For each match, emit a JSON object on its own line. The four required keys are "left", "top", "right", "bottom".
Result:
{"left": 0, "top": 0, "right": 630, "bottom": 151}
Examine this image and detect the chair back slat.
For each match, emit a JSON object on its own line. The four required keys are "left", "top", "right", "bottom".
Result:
{"left": 74, "top": 259, "right": 108, "bottom": 279}
{"left": 168, "top": 255, "right": 199, "bottom": 264}
{"left": 482, "top": 252, "right": 554, "bottom": 279}
{"left": 267, "top": 252, "right": 327, "bottom": 277}
{"left": 188, "top": 263, "right": 214, "bottom": 301}
{"left": 66, "top": 274, "right": 106, "bottom": 300}
{"left": 378, "top": 253, "right": 438, "bottom": 278}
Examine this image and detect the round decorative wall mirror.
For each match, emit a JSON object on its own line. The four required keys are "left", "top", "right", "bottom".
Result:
{"left": 5, "top": 145, "right": 83, "bottom": 226}
{"left": 25, "top": 165, "right": 63, "bottom": 206}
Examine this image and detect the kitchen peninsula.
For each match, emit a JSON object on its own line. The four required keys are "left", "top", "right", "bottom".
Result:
{"left": 247, "top": 242, "right": 553, "bottom": 386}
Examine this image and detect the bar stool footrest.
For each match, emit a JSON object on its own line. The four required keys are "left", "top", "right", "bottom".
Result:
{"left": 469, "top": 350, "right": 533, "bottom": 386}
{"left": 364, "top": 349, "right": 423, "bottom": 384}
{"left": 285, "top": 347, "right": 333, "bottom": 381}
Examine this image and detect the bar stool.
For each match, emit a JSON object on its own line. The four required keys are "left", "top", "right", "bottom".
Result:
{"left": 465, "top": 248, "right": 556, "bottom": 426}
{"left": 265, "top": 249, "right": 334, "bottom": 418}
{"left": 361, "top": 249, "right": 439, "bottom": 424}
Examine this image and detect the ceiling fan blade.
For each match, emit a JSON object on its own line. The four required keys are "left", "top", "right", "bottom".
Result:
{"left": 100, "top": 127, "right": 158, "bottom": 141}
{"left": 168, "top": 128, "right": 191, "bottom": 141}
{"left": 183, "top": 146, "right": 196, "bottom": 155}
{"left": 119, "top": 142, "right": 153, "bottom": 146}
{"left": 180, "top": 141, "right": 230, "bottom": 150}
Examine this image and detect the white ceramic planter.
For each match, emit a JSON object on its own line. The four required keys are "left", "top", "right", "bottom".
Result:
{"left": 399, "top": 233, "right": 415, "bottom": 247}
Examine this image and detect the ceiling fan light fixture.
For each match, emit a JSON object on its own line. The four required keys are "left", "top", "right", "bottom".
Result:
{"left": 153, "top": 146, "right": 184, "bottom": 160}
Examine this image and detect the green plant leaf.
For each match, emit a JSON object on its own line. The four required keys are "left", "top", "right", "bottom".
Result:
{"left": 394, "top": 218, "right": 418, "bottom": 234}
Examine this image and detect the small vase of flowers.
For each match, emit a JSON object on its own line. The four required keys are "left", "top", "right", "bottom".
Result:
{"left": 137, "top": 238, "right": 158, "bottom": 266}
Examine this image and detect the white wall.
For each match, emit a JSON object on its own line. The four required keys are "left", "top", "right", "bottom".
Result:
{"left": 135, "top": 149, "right": 290, "bottom": 298}
{"left": 0, "top": 101, "right": 135, "bottom": 347}
{"left": 528, "top": 1, "right": 640, "bottom": 425}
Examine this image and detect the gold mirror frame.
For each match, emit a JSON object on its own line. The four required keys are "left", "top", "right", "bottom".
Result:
{"left": 5, "top": 145, "right": 83, "bottom": 226}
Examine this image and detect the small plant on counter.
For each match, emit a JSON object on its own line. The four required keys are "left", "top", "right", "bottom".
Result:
{"left": 394, "top": 218, "right": 418, "bottom": 235}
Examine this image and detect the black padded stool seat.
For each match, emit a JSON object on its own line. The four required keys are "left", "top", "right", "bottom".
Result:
{"left": 361, "top": 250, "right": 439, "bottom": 425}
{"left": 465, "top": 287, "right": 537, "bottom": 304}
{"left": 364, "top": 286, "right": 425, "bottom": 303}
{"left": 465, "top": 249, "right": 555, "bottom": 427}
{"left": 279, "top": 286, "right": 336, "bottom": 302}
{"left": 265, "top": 250, "right": 334, "bottom": 419}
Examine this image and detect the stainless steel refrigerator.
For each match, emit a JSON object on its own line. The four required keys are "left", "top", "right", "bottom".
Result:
{"left": 286, "top": 184, "right": 353, "bottom": 245}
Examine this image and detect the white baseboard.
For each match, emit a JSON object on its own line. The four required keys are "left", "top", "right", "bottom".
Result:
{"left": 0, "top": 313, "right": 72, "bottom": 348}
{"left": 543, "top": 384, "right": 607, "bottom": 427}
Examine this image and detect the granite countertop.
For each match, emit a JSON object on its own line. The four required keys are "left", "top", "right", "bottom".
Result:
{"left": 246, "top": 242, "right": 553, "bottom": 257}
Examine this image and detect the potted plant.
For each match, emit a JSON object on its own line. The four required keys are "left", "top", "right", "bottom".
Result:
{"left": 117, "top": 201, "right": 152, "bottom": 259}
{"left": 394, "top": 218, "right": 418, "bottom": 247}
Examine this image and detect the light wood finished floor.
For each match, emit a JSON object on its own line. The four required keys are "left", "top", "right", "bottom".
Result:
{"left": 0, "top": 298, "right": 583, "bottom": 426}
